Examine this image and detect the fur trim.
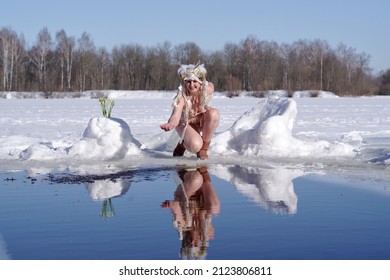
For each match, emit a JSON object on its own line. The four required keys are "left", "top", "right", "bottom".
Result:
{"left": 177, "top": 63, "right": 207, "bottom": 83}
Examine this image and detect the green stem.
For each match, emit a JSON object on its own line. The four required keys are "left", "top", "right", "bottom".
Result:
{"left": 99, "top": 97, "right": 115, "bottom": 118}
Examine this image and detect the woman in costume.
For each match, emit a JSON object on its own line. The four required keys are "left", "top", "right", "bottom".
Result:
{"left": 160, "top": 63, "right": 220, "bottom": 159}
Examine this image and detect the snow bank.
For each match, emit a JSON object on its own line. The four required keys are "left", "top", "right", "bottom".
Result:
{"left": 293, "top": 90, "right": 338, "bottom": 98}
{"left": 0, "top": 135, "right": 42, "bottom": 158}
{"left": 16, "top": 96, "right": 359, "bottom": 165}
{"left": 20, "top": 117, "right": 142, "bottom": 161}
{"left": 210, "top": 97, "right": 357, "bottom": 160}
{"left": 20, "top": 141, "right": 67, "bottom": 160}
{"left": 68, "top": 117, "right": 142, "bottom": 160}
{"left": 4, "top": 94, "right": 390, "bottom": 168}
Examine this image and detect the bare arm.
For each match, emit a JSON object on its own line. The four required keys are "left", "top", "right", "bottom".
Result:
{"left": 206, "top": 82, "right": 215, "bottom": 106}
{"left": 160, "top": 97, "right": 184, "bottom": 131}
{"left": 207, "top": 81, "right": 214, "bottom": 95}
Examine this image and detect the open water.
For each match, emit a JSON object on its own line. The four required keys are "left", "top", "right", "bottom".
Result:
{"left": 1, "top": 165, "right": 390, "bottom": 260}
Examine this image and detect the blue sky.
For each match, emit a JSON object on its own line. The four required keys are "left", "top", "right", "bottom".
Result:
{"left": 1, "top": 0, "right": 389, "bottom": 73}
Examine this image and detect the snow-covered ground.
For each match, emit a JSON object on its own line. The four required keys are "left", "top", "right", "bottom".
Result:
{"left": 1, "top": 90, "right": 390, "bottom": 175}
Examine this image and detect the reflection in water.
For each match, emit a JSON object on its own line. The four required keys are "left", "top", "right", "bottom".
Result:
{"left": 86, "top": 179, "right": 131, "bottom": 200}
{"left": 85, "top": 179, "right": 131, "bottom": 218}
{"left": 101, "top": 198, "right": 115, "bottom": 218}
{"left": 212, "top": 165, "right": 302, "bottom": 214}
{"left": 47, "top": 167, "right": 170, "bottom": 219}
{"left": 162, "top": 167, "right": 220, "bottom": 260}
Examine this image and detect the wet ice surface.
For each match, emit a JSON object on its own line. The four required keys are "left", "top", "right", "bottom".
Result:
{"left": 1, "top": 164, "right": 390, "bottom": 260}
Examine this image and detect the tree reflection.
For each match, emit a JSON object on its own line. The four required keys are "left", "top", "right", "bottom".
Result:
{"left": 161, "top": 167, "right": 220, "bottom": 260}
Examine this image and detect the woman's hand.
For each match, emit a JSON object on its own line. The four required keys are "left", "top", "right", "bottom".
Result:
{"left": 160, "top": 98, "right": 183, "bottom": 131}
{"left": 160, "top": 123, "right": 175, "bottom": 131}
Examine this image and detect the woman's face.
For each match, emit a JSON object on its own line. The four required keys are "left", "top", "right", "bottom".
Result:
{"left": 185, "top": 80, "right": 201, "bottom": 95}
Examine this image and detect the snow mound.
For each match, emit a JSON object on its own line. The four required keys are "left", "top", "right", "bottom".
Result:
{"left": 20, "top": 117, "right": 142, "bottom": 161}
{"left": 68, "top": 117, "right": 142, "bottom": 160}
{"left": 20, "top": 141, "right": 67, "bottom": 160}
{"left": 210, "top": 97, "right": 358, "bottom": 159}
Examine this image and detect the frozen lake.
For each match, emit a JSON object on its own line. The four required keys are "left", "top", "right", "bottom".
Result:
{"left": 1, "top": 93, "right": 390, "bottom": 259}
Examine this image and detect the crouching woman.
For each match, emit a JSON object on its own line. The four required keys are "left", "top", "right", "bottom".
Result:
{"left": 160, "top": 63, "right": 220, "bottom": 160}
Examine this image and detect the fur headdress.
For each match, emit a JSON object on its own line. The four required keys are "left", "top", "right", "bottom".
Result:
{"left": 177, "top": 63, "right": 207, "bottom": 84}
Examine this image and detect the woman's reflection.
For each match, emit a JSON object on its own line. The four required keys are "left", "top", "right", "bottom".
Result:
{"left": 161, "top": 167, "right": 220, "bottom": 259}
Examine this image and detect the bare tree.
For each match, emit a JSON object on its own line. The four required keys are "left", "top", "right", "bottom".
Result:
{"left": 378, "top": 69, "right": 390, "bottom": 95}
{"left": 173, "top": 42, "right": 203, "bottom": 64}
{"left": 0, "top": 27, "right": 26, "bottom": 91}
{"left": 0, "top": 25, "right": 381, "bottom": 95}
{"left": 224, "top": 42, "right": 241, "bottom": 92}
{"left": 97, "top": 47, "right": 111, "bottom": 89}
{"left": 256, "top": 40, "right": 282, "bottom": 90}
{"left": 75, "top": 32, "right": 96, "bottom": 91}
{"left": 279, "top": 43, "right": 292, "bottom": 90}
{"left": 238, "top": 36, "right": 258, "bottom": 91}
{"left": 112, "top": 44, "right": 145, "bottom": 90}
{"left": 204, "top": 50, "right": 227, "bottom": 90}
{"left": 56, "top": 29, "right": 75, "bottom": 91}
{"left": 28, "top": 27, "right": 52, "bottom": 91}
{"left": 145, "top": 41, "right": 174, "bottom": 90}
{"left": 0, "top": 28, "right": 12, "bottom": 90}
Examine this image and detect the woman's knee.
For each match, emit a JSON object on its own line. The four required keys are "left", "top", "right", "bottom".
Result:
{"left": 206, "top": 108, "right": 220, "bottom": 123}
{"left": 184, "top": 137, "right": 203, "bottom": 153}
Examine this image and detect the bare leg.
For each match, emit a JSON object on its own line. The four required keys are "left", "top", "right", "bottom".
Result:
{"left": 197, "top": 108, "right": 220, "bottom": 159}
{"left": 176, "top": 124, "right": 203, "bottom": 153}
{"left": 175, "top": 108, "right": 220, "bottom": 157}
{"left": 201, "top": 108, "right": 220, "bottom": 142}
{"left": 182, "top": 170, "right": 204, "bottom": 196}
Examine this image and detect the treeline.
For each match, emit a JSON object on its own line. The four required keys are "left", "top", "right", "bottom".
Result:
{"left": 1, "top": 26, "right": 388, "bottom": 95}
